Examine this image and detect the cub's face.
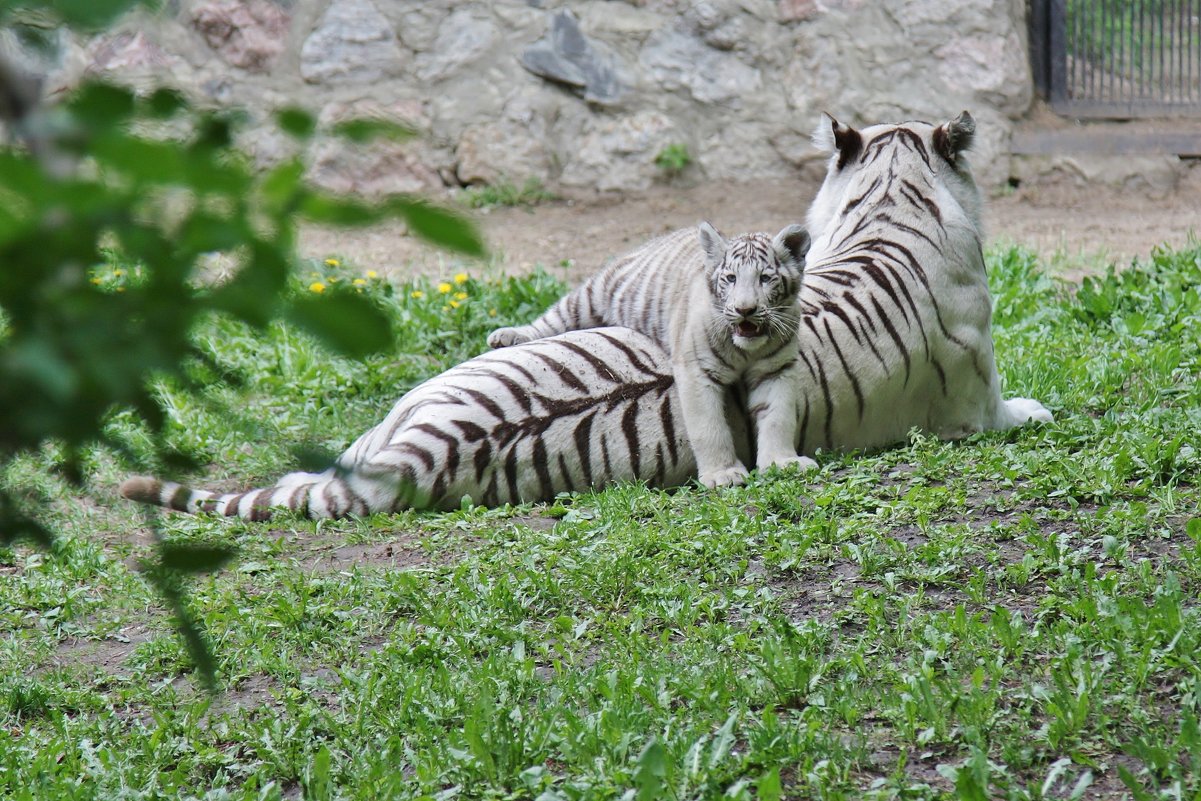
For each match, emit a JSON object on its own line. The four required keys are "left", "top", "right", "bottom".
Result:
{"left": 698, "top": 223, "right": 810, "bottom": 351}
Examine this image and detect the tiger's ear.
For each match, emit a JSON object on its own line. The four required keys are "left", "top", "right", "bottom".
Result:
{"left": 812, "top": 112, "right": 861, "bottom": 169}
{"left": 772, "top": 224, "right": 811, "bottom": 269}
{"left": 933, "top": 110, "right": 975, "bottom": 164}
{"left": 697, "top": 221, "right": 727, "bottom": 266}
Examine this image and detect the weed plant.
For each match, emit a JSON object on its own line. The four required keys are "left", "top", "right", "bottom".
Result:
{"left": 460, "top": 178, "right": 557, "bottom": 210}
{"left": 1, "top": 244, "right": 1199, "bottom": 799}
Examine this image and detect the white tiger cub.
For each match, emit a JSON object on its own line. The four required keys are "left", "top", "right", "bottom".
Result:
{"left": 488, "top": 222, "right": 814, "bottom": 487}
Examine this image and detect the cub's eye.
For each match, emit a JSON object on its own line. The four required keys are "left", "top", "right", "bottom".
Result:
{"left": 722, "top": 273, "right": 736, "bottom": 284}
{"left": 759, "top": 273, "right": 773, "bottom": 285}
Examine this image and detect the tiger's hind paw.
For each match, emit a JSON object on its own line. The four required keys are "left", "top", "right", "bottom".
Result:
{"left": 699, "top": 464, "right": 750, "bottom": 489}
{"left": 487, "top": 327, "right": 533, "bottom": 349}
{"left": 761, "top": 454, "right": 818, "bottom": 475}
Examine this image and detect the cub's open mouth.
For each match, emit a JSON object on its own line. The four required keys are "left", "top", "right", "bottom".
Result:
{"left": 734, "top": 321, "right": 763, "bottom": 338}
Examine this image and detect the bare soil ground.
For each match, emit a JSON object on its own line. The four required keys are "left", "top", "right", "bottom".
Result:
{"left": 299, "top": 169, "right": 1201, "bottom": 282}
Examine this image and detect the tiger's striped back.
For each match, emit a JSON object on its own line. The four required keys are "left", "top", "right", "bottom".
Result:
{"left": 120, "top": 328, "right": 733, "bottom": 520}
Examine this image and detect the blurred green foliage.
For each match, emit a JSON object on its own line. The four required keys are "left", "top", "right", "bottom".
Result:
{"left": 0, "top": 0, "right": 482, "bottom": 688}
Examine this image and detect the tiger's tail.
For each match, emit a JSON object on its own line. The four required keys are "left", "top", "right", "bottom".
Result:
{"left": 118, "top": 467, "right": 416, "bottom": 521}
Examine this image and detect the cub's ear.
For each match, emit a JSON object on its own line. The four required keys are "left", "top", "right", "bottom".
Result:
{"left": 772, "top": 224, "right": 811, "bottom": 268}
{"left": 933, "top": 110, "right": 976, "bottom": 165}
{"left": 812, "top": 112, "right": 861, "bottom": 169}
{"left": 697, "top": 221, "right": 727, "bottom": 266}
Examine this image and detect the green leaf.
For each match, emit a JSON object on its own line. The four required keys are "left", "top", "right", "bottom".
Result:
{"left": 67, "top": 81, "right": 135, "bottom": 131}
{"left": 158, "top": 542, "right": 237, "bottom": 574}
{"left": 756, "top": 768, "right": 782, "bottom": 801}
{"left": 207, "top": 243, "right": 288, "bottom": 326}
{"left": 287, "top": 292, "right": 393, "bottom": 359}
{"left": 634, "top": 739, "right": 668, "bottom": 801}
{"left": 299, "top": 194, "right": 382, "bottom": 227}
{"left": 0, "top": 499, "right": 53, "bottom": 549}
{"left": 393, "top": 199, "right": 486, "bottom": 257}
{"left": 1186, "top": 517, "right": 1201, "bottom": 542}
{"left": 91, "top": 133, "right": 185, "bottom": 184}
{"left": 144, "top": 87, "right": 187, "bottom": 118}
{"left": 260, "top": 159, "right": 305, "bottom": 214}
{"left": 44, "top": 0, "right": 153, "bottom": 30}
{"left": 332, "top": 117, "right": 416, "bottom": 143}
{"left": 276, "top": 107, "right": 316, "bottom": 140}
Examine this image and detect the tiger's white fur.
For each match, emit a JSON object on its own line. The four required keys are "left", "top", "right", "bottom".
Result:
{"left": 120, "top": 112, "right": 1052, "bottom": 521}
{"left": 488, "top": 222, "right": 813, "bottom": 487}
{"left": 787, "top": 111, "right": 1052, "bottom": 449}
{"left": 120, "top": 328, "right": 712, "bottom": 519}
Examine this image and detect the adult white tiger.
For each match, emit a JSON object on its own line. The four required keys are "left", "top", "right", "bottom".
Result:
{"left": 120, "top": 112, "right": 1052, "bottom": 520}
{"left": 792, "top": 110, "right": 1051, "bottom": 449}
{"left": 488, "top": 221, "right": 814, "bottom": 489}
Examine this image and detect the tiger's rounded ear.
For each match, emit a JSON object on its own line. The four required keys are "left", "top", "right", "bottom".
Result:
{"left": 697, "top": 221, "right": 727, "bottom": 265}
{"left": 934, "top": 110, "right": 976, "bottom": 164}
{"left": 772, "top": 224, "right": 811, "bottom": 268}
{"left": 812, "top": 112, "right": 861, "bottom": 169}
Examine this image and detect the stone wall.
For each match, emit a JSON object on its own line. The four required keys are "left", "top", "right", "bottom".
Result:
{"left": 36, "top": 0, "right": 1033, "bottom": 194}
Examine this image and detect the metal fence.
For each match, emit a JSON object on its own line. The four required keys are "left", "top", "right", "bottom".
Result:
{"left": 1031, "top": 0, "right": 1201, "bottom": 117}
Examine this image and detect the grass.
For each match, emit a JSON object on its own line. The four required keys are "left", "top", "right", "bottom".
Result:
{"left": 1, "top": 243, "right": 1200, "bottom": 799}
{"left": 459, "top": 178, "right": 557, "bottom": 210}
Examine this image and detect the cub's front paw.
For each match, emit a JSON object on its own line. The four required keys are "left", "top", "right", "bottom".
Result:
{"left": 699, "top": 463, "right": 750, "bottom": 489}
{"left": 761, "top": 454, "right": 818, "bottom": 474}
{"left": 487, "top": 327, "right": 532, "bottom": 349}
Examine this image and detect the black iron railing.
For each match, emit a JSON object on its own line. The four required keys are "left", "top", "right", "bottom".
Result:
{"left": 1031, "top": 0, "right": 1201, "bottom": 117}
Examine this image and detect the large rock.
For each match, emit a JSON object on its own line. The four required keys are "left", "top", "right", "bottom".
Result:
{"left": 455, "top": 89, "right": 560, "bottom": 185}
{"left": 307, "top": 138, "right": 445, "bottom": 197}
{"left": 639, "top": 28, "right": 761, "bottom": 106}
{"left": 87, "top": 31, "right": 176, "bottom": 73}
{"left": 520, "top": 9, "right": 628, "bottom": 105}
{"left": 417, "top": 9, "right": 497, "bottom": 82}
{"left": 300, "top": 0, "right": 405, "bottom": 85}
{"left": 559, "top": 111, "right": 681, "bottom": 191}
{"left": 191, "top": 0, "right": 289, "bottom": 73}
{"left": 935, "top": 31, "right": 1032, "bottom": 117}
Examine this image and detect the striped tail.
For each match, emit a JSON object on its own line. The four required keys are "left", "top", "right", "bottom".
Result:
{"left": 118, "top": 468, "right": 416, "bottom": 521}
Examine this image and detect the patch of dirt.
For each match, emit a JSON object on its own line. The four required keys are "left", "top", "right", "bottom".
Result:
{"left": 48, "top": 623, "right": 157, "bottom": 674}
{"left": 299, "top": 171, "right": 1201, "bottom": 281}
{"left": 297, "top": 535, "right": 435, "bottom": 573}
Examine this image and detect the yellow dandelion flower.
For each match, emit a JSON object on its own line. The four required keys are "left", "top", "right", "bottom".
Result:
{"left": 410, "top": 290, "right": 425, "bottom": 299}
{"left": 309, "top": 282, "right": 326, "bottom": 293}
{"left": 353, "top": 278, "right": 367, "bottom": 286}
{"left": 113, "top": 269, "right": 125, "bottom": 277}
{"left": 488, "top": 308, "right": 497, "bottom": 317}
{"left": 328, "top": 275, "right": 339, "bottom": 282}
{"left": 454, "top": 291, "right": 468, "bottom": 301}
{"left": 324, "top": 258, "right": 340, "bottom": 267}
{"left": 449, "top": 300, "right": 461, "bottom": 309}
{"left": 366, "top": 270, "right": 378, "bottom": 279}
{"left": 437, "top": 282, "right": 452, "bottom": 294}
{"left": 453, "top": 272, "right": 468, "bottom": 284}
{"left": 116, "top": 286, "right": 126, "bottom": 293}
{"left": 89, "top": 277, "right": 102, "bottom": 285}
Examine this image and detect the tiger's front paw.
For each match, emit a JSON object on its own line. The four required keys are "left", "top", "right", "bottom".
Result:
{"left": 487, "top": 327, "right": 532, "bottom": 349}
{"left": 761, "top": 454, "right": 818, "bottom": 474}
{"left": 699, "top": 463, "right": 750, "bottom": 489}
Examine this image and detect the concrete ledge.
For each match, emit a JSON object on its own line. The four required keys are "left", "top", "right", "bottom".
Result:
{"left": 1012, "top": 128, "right": 1201, "bottom": 156}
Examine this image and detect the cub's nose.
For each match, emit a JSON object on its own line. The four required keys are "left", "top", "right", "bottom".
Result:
{"left": 734, "top": 305, "right": 757, "bottom": 318}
